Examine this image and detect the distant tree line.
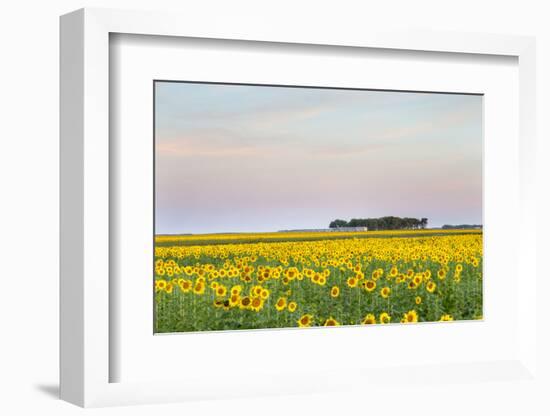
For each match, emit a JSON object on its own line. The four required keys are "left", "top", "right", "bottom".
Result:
{"left": 329, "top": 216, "right": 428, "bottom": 230}
{"left": 441, "top": 224, "right": 482, "bottom": 229}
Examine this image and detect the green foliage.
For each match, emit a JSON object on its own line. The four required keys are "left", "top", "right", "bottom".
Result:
{"left": 329, "top": 216, "right": 429, "bottom": 230}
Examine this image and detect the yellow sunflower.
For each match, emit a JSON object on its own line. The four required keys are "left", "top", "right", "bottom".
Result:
{"left": 229, "top": 294, "right": 240, "bottom": 307}
{"left": 155, "top": 279, "right": 167, "bottom": 292}
{"left": 297, "top": 314, "right": 313, "bottom": 327}
{"left": 178, "top": 279, "right": 192, "bottom": 293}
{"left": 364, "top": 279, "right": 376, "bottom": 292}
{"left": 346, "top": 277, "right": 358, "bottom": 288}
{"left": 275, "top": 297, "right": 287, "bottom": 311}
{"left": 250, "top": 297, "right": 263, "bottom": 312}
{"left": 193, "top": 281, "right": 205, "bottom": 295}
{"left": 408, "top": 280, "right": 418, "bottom": 290}
{"left": 216, "top": 285, "right": 227, "bottom": 297}
{"left": 402, "top": 310, "right": 418, "bottom": 323}
{"left": 239, "top": 296, "right": 252, "bottom": 310}
{"left": 251, "top": 285, "right": 263, "bottom": 297}
{"left": 379, "top": 312, "right": 391, "bottom": 324}
{"left": 361, "top": 313, "right": 376, "bottom": 325}
{"left": 323, "top": 317, "right": 340, "bottom": 326}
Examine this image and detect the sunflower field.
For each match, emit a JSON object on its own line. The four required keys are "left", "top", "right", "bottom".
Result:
{"left": 154, "top": 230, "right": 482, "bottom": 333}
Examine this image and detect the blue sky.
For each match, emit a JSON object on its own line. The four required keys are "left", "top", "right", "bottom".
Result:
{"left": 155, "top": 82, "right": 482, "bottom": 234}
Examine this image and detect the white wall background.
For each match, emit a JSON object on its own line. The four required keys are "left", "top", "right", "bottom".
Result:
{"left": 0, "top": 1, "right": 548, "bottom": 415}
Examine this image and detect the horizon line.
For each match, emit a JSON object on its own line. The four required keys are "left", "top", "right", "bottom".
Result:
{"left": 155, "top": 225, "right": 484, "bottom": 236}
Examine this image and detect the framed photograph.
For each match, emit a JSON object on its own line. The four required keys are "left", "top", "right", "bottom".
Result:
{"left": 60, "top": 7, "right": 542, "bottom": 409}
{"left": 152, "top": 80, "right": 483, "bottom": 333}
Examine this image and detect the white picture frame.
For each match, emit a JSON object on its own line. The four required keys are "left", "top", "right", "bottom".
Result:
{"left": 60, "top": 7, "right": 541, "bottom": 408}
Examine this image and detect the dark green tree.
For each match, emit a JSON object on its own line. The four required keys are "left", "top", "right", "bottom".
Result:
{"left": 329, "top": 219, "right": 349, "bottom": 228}
{"left": 328, "top": 216, "right": 429, "bottom": 230}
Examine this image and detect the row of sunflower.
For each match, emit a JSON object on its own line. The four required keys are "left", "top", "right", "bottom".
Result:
{"left": 154, "top": 233, "right": 482, "bottom": 332}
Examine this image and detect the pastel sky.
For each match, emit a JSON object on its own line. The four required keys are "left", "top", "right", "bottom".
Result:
{"left": 155, "top": 82, "right": 482, "bottom": 234}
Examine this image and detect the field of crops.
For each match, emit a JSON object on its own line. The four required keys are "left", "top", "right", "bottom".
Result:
{"left": 154, "top": 230, "right": 483, "bottom": 333}
{"left": 155, "top": 228, "right": 481, "bottom": 246}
